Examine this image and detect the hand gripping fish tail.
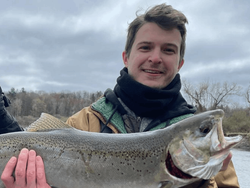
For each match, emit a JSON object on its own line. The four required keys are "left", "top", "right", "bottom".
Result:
{"left": 0, "top": 109, "right": 242, "bottom": 188}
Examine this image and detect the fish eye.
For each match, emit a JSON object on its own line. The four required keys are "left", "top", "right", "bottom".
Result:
{"left": 199, "top": 118, "right": 213, "bottom": 135}
{"left": 200, "top": 127, "right": 210, "bottom": 134}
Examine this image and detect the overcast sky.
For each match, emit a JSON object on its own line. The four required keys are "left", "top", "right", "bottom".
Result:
{"left": 0, "top": 0, "right": 249, "bottom": 95}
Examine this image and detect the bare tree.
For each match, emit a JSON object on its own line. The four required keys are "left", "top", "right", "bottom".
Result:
{"left": 245, "top": 84, "right": 250, "bottom": 105}
{"left": 209, "top": 82, "right": 242, "bottom": 110}
{"left": 11, "top": 98, "right": 22, "bottom": 117}
{"left": 32, "top": 98, "right": 47, "bottom": 117}
{"left": 182, "top": 80, "right": 209, "bottom": 112}
{"left": 182, "top": 80, "right": 242, "bottom": 113}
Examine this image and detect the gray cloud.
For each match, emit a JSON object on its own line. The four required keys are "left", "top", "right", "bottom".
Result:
{"left": 0, "top": 0, "right": 249, "bottom": 96}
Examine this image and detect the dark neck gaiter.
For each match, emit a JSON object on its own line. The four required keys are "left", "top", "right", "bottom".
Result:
{"left": 114, "top": 68, "right": 196, "bottom": 117}
{"left": 104, "top": 68, "right": 196, "bottom": 130}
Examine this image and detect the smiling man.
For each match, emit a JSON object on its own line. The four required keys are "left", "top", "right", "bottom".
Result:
{"left": 1, "top": 3, "right": 239, "bottom": 188}
{"left": 123, "top": 23, "right": 184, "bottom": 89}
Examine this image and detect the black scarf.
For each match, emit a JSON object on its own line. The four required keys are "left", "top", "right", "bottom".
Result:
{"left": 105, "top": 68, "right": 196, "bottom": 130}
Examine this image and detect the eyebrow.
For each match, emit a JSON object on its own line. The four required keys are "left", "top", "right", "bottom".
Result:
{"left": 136, "top": 41, "right": 152, "bottom": 46}
{"left": 166, "top": 43, "right": 178, "bottom": 50}
{"left": 136, "top": 41, "right": 179, "bottom": 50}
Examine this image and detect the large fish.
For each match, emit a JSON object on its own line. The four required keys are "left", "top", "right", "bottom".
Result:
{"left": 0, "top": 109, "right": 242, "bottom": 188}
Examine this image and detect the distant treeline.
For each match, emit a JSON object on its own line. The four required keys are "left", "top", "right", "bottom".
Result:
{"left": 5, "top": 87, "right": 103, "bottom": 125}
{"left": 4, "top": 86, "right": 250, "bottom": 135}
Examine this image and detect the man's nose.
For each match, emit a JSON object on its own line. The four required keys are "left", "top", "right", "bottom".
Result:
{"left": 148, "top": 49, "right": 162, "bottom": 64}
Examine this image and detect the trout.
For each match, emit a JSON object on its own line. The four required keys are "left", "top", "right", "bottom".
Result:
{"left": 0, "top": 109, "right": 242, "bottom": 188}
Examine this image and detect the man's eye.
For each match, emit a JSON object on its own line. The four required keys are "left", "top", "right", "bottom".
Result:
{"left": 164, "top": 48, "right": 175, "bottom": 53}
{"left": 140, "top": 46, "right": 150, "bottom": 50}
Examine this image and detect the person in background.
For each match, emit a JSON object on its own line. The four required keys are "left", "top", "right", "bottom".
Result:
{"left": 0, "top": 87, "right": 23, "bottom": 134}
{"left": 0, "top": 3, "right": 240, "bottom": 188}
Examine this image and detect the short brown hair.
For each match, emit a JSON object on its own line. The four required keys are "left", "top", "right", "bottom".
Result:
{"left": 125, "top": 4, "right": 188, "bottom": 63}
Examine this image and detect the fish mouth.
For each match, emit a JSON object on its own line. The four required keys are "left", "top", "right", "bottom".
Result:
{"left": 165, "top": 151, "right": 195, "bottom": 179}
{"left": 213, "top": 135, "right": 242, "bottom": 156}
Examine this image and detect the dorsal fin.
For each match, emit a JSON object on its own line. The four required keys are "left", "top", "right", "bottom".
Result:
{"left": 25, "top": 113, "right": 74, "bottom": 132}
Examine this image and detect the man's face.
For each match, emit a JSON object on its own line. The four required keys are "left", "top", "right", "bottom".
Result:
{"left": 122, "top": 22, "right": 184, "bottom": 89}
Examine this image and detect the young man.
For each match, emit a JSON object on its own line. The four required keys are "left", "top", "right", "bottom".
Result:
{"left": 1, "top": 4, "right": 239, "bottom": 188}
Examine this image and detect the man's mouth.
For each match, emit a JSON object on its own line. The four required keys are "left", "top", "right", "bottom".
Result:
{"left": 143, "top": 69, "right": 163, "bottom": 74}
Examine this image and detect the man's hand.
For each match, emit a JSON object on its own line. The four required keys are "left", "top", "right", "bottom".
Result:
{"left": 1, "top": 148, "right": 51, "bottom": 188}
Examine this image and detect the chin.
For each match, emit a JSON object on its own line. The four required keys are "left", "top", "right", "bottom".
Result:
{"left": 142, "top": 82, "right": 166, "bottom": 89}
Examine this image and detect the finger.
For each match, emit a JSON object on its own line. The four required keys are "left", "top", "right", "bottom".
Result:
{"left": 221, "top": 152, "right": 232, "bottom": 171}
{"left": 36, "top": 155, "right": 49, "bottom": 187}
{"left": 15, "top": 148, "right": 29, "bottom": 187}
{"left": 1, "top": 156, "right": 17, "bottom": 187}
{"left": 26, "top": 150, "right": 37, "bottom": 187}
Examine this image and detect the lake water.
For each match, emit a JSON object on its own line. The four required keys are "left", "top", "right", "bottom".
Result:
{"left": 231, "top": 149, "right": 250, "bottom": 188}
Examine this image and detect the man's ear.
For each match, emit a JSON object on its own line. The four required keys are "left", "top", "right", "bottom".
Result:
{"left": 178, "top": 59, "right": 184, "bottom": 71}
{"left": 122, "top": 51, "right": 129, "bottom": 67}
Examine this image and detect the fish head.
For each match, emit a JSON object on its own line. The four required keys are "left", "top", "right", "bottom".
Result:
{"left": 166, "top": 109, "right": 242, "bottom": 180}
